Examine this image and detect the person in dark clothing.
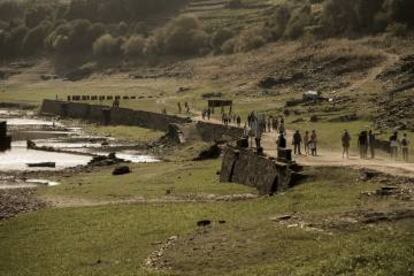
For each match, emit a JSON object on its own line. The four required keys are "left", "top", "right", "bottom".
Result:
{"left": 358, "top": 131, "right": 368, "bottom": 159}
{"left": 236, "top": 115, "right": 241, "bottom": 127}
{"left": 368, "top": 130, "right": 376, "bottom": 159}
{"left": 207, "top": 108, "right": 211, "bottom": 120}
{"left": 342, "top": 130, "right": 351, "bottom": 159}
{"left": 277, "top": 132, "right": 287, "bottom": 149}
{"left": 292, "top": 130, "right": 302, "bottom": 155}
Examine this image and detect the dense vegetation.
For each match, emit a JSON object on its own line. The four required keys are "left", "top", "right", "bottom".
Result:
{"left": 0, "top": 0, "right": 413, "bottom": 63}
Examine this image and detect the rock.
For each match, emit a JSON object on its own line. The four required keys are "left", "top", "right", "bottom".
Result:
{"left": 197, "top": 220, "right": 211, "bottom": 227}
{"left": 310, "top": 115, "right": 319, "bottom": 122}
{"left": 359, "top": 169, "right": 381, "bottom": 181}
{"left": 112, "top": 166, "right": 131, "bottom": 176}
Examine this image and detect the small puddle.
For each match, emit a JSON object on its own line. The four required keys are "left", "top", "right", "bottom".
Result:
{"left": 25, "top": 179, "right": 60, "bottom": 187}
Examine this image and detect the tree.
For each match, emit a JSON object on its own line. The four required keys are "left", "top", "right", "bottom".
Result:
{"left": 93, "top": 33, "right": 121, "bottom": 57}
{"left": 122, "top": 35, "right": 146, "bottom": 56}
{"left": 22, "top": 21, "right": 51, "bottom": 55}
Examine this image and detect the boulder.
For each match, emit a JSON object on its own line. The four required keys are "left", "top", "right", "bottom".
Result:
{"left": 112, "top": 166, "right": 131, "bottom": 176}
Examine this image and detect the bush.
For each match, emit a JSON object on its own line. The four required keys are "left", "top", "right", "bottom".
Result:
{"left": 386, "top": 22, "right": 408, "bottom": 36}
{"left": 221, "top": 38, "right": 237, "bottom": 54}
{"left": 265, "top": 4, "right": 291, "bottom": 41}
{"left": 122, "top": 35, "right": 146, "bottom": 56}
{"left": 46, "top": 20, "right": 105, "bottom": 53}
{"left": 0, "top": 1, "right": 24, "bottom": 22}
{"left": 93, "top": 34, "right": 122, "bottom": 57}
{"left": 211, "top": 28, "right": 234, "bottom": 51}
{"left": 234, "top": 28, "right": 266, "bottom": 52}
{"left": 22, "top": 21, "right": 51, "bottom": 54}
{"left": 383, "top": 0, "right": 414, "bottom": 26}
{"left": 284, "top": 4, "right": 312, "bottom": 39}
{"left": 155, "top": 15, "right": 210, "bottom": 55}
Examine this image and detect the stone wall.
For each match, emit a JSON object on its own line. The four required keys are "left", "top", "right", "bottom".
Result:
{"left": 220, "top": 147, "right": 302, "bottom": 195}
{"left": 40, "top": 100, "right": 191, "bottom": 131}
{"left": 196, "top": 121, "right": 244, "bottom": 142}
{"left": 41, "top": 100, "right": 245, "bottom": 142}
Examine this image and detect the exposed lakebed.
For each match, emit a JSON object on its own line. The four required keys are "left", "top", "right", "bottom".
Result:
{"left": 0, "top": 108, "right": 159, "bottom": 187}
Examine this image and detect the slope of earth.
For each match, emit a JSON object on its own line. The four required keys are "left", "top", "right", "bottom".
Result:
{"left": 0, "top": 164, "right": 413, "bottom": 275}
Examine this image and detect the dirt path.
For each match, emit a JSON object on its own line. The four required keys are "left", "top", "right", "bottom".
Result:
{"left": 43, "top": 193, "right": 258, "bottom": 208}
{"left": 195, "top": 115, "right": 414, "bottom": 178}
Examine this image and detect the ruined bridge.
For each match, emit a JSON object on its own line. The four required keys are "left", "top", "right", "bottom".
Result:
{"left": 40, "top": 100, "right": 244, "bottom": 143}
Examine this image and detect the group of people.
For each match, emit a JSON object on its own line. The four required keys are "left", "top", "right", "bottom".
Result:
{"left": 343, "top": 129, "right": 410, "bottom": 162}
{"left": 212, "top": 107, "right": 411, "bottom": 163}
{"left": 245, "top": 112, "right": 286, "bottom": 150}
{"left": 247, "top": 112, "right": 284, "bottom": 134}
{"left": 288, "top": 130, "right": 318, "bottom": 156}
{"left": 177, "top": 102, "right": 191, "bottom": 114}
{"left": 389, "top": 132, "right": 410, "bottom": 161}
{"left": 221, "top": 113, "right": 242, "bottom": 126}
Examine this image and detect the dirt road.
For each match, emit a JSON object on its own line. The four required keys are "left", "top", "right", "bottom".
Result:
{"left": 196, "top": 115, "right": 414, "bottom": 178}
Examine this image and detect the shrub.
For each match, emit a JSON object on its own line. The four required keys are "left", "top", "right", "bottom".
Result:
{"left": 383, "top": 0, "right": 414, "bottom": 26}
{"left": 122, "top": 35, "right": 146, "bottom": 56}
{"left": 284, "top": 4, "right": 312, "bottom": 39}
{"left": 22, "top": 21, "right": 51, "bottom": 54}
{"left": 0, "top": 1, "right": 24, "bottom": 22}
{"left": 93, "top": 34, "right": 122, "bottom": 57}
{"left": 46, "top": 20, "right": 105, "bottom": 53}
{"left": 386, "top": 22, "right": 408, "bottom": 36}
{"left": 265, "top": 4, "right": 291, "bottom": 41}
{"left": 221, "top": 38, "right": 237, "bottom": 54}
{"left": 211, "top": 28, "right": 234, "bottom": 51}
{"left": 157, "top": 15, "right": 210, "bottom": 55}
{"left": 234, "top": 28, "right": 266, "bottom": 52}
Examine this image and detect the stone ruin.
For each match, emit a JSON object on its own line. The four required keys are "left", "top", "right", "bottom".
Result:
{"left": 0, "top": 121, "right": 11, "bottom": 151}
{"left": 220, "top": 146, "right": 304, "bottom": 195}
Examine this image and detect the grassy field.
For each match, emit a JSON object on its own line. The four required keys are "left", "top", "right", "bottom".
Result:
{"left": 80, "top": 124, "right": 164, "bottom": 143}
{"left": 1, "top": 165, "right": 413, "bottom": 275}
{"left": 40, "top": 160, "right": 254, "bottom": 202}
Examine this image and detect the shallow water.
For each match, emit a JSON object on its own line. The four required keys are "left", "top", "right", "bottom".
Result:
{"left": 0, "top": 143, "right": 91, "bottom": 171}
{"left": 0, "top": 109, "right": 159, "bottom": 170}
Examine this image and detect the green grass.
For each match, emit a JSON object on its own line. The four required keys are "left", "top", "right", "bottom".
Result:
{"left": 40, "top": 160, "right": 255, "bottom": 202}
{"left": 1, "top": 167, "right": 413, "bottom": 275}
{"left": 82, "top": 124, "right": 164, "bottom": 143}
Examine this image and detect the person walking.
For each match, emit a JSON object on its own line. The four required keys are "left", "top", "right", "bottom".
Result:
{"left": 401, "top": 133, "right": 410, "bottom": 162}
{"left": 304, "top": 131, "right": 310, "bottom": 155}
{"left": 267, "top": 116, "right": 272, "bottom": 132}
{"left": 292, "top": 130, "right": 302, "bottom": 155}
{"left": 207, "top": 108, "right": 211, "bottom": 120}
{"left": 342, "top": 130, "right": 351, "bottom": 159}
{"left": 254, "top": 119, "right": 262, "bottom": 149}
{"left": 358, "top": 131, "right": 368, "bottom": 159}
{"left": 368, "top": 130, "right": 376, "bottom": 159}
{"left": 177, "top": 102, "right": 182, "bottom": 114}
{"left": 236, "top": 115, "right": 241, "bottom": 127}
{"left": 272, "top": 117, "right": 279, "bottom": 133}
{"left": 310, "top": 130, "right": 317, "bottom": 156}
{"left": 390, "top": 132, "right": 399, "bottom": 160}
{"left": 277, "top": 130, "right": 286, "bottom": 148}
